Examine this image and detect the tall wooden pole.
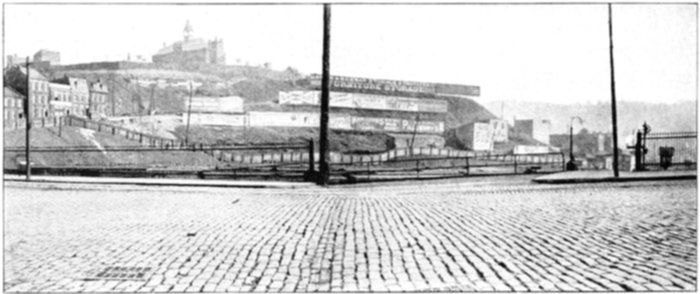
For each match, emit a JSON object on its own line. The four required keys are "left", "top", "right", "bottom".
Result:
{"left": 318, "top": 3, "right": 332, "bottom": 186}
{"left": 608, "top": 3, "right": 620, "bottom": 178}
{"left": 24, "top": 57, "right": 32, "bottom": 180}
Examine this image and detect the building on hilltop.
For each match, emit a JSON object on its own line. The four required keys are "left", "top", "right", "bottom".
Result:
{"left": 152, "top": 20, "right": 225, "bottom": 68}
{"left": 33, "top": 49, "right": 61, "bottom": 67}
{"left": 6, "top": 54, "right": 28, "bottom": 68}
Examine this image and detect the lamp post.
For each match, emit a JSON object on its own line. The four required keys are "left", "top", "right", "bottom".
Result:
{"left": 566, "top": 116, "right": 583, "bottom": 171}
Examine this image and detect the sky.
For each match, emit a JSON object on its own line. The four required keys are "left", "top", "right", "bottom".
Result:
{"left": 3, "top": 3, "right": 697, "bottom": 105}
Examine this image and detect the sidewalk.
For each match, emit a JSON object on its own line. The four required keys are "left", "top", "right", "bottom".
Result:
{"left": 3, "top": 174, "right": 315, "bottom": 189}
{"left": 533, "top": 169, "right": 697, "bottom": 184}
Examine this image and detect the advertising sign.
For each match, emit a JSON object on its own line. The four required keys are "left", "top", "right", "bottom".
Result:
{"left": 246, "top": 111, "right": 444, "bottom": 134}
{"left": 309, "top": 74, "right": 480, "bottom": 97}
{"left": 278, "top": 91, "right": 447, "bottom": 113}
{"left": 330, "top": 115, "right": 352, "bottom": 130}
{"left": 490, "top": 119, "right": 508, "bottom": 142}
{"left": 278, "top": 91, "right": 318, "bottom": 105}
{"left": 514, "top": 145, "right": 550, "bottom": 155}
{"left": 248, "top": 111, "right": 318, "bottom": 127}
{"left": 472, "top": 122, "right": 493, "bottom": 151}
{"left": 182, "top": 113, "right": 247, "bottom": 126}
{"left": 185, "top": 96, "right": 244, "bottom": 113}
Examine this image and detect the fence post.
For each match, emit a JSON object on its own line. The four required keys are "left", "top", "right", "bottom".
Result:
{"left": 561, "top": 152, "right": 566, "bottom": 171}
{"left": 514, "top": 154, "right": 518, "bottom": 174}
{"left": 367, "top": 161, "right": 370, "bottom": 181}
{"left": 416, "top": 160, "right": 420, "bottom": 178}
{"left": 465, "top": 156, "right": 470, "bottom": 175}
{"left": 308, "top": 140, "right": 315, "bottom": 174}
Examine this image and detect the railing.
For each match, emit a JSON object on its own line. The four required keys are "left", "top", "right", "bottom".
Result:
{"left": 330, "top": 152, "right": 566, "bottom": 183}
{"left": 643, "top": 132, "right": 696, "bottom": 170}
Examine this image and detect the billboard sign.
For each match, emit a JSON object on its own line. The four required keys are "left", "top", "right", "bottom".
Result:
{"left": 183, "top": 113, "right": 247, "bottom": 126}
{"left": 472, "top": 122, "right": 493, "bottom": 151}
{"left": 185, "top": 96, "right": 244, "bottom": 114}
{"left": 278, "top": 91, "right": 447, "bottom": 113}
{"left": 490, "top": 119, "right": 508, "bottom": 143}
{"left": 308, "top": 74, "right": 480, "bottom": 97}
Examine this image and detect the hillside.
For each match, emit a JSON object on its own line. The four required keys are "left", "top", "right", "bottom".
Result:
{"left": 3, "top": 127, "right": 218, "bottom": 169}
{"left": 170, "top": 125, "right": 396, "bottom": 154}
{"left": 42, "top": 64, "right": 551, "bottom": 152}
{"left": 483, "top": 100, "right": 697, "bottom": 135}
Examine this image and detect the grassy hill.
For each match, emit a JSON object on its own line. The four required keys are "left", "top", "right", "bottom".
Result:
{"left": 3, "top": 127, "right": 218, "bottom": 169}
{"left": 43, "top": 64, "right": 551, "bottom": 153}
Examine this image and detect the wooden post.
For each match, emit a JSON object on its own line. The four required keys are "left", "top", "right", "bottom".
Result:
{"left": 24, "top": 57, "right": 31, "bottom": 180}
{"left": 318, "top": 3, "right": 332, "bottom": 186}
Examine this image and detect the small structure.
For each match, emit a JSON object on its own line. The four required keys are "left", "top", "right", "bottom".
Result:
{"left": 515, "top": 118, "right": 551, "bottom": 145}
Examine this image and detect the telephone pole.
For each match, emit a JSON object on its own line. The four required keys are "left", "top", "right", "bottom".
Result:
{"left": 24, "top": 57, "right": 32, "bottom": 180}
{"left": 318, "top": 4, "right": 332, "bottom": 186}
{"left": 608, "top": 3, "right": 620, "bottom": 178}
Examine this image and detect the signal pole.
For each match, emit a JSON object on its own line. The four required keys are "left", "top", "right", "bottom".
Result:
{"left": 608, "top": 3, "right": 620, "bottom": 178}
{"left": 318, "top": 3, "right": 331, "bottom": 186}
{"left": 24, "top": 57, "right": 32, "bottom": 180}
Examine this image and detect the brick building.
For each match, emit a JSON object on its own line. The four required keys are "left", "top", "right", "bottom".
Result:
{"left": 48, "top": 82, "right": 72, "bottom": 121}
{"left": 4, "top": 87, "right": 25, "bottom": 129}
{"left": 152, "top": 21, "right": 225, "bottom": 68}
{"left": 4, "top": 66, "right": 51, "bottom": 122}
{"left": 89, "top": 80, "right": 109, "bottom": 118}
{"left": 52, "top": 76, "right": 90, "bottom": 117}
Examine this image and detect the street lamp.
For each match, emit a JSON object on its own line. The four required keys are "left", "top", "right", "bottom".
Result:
{"left": 566, "top": 116, "right": 584, "bottom": 171}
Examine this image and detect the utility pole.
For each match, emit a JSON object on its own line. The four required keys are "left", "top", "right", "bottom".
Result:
{"left": 608, "top": 3, "right": 620, "bottom": 178}
{"left": 318, "top": 3, "right": 332, "bottom": 186}
{"left": 24, "top": 57, "right": 32, "bottom": 180}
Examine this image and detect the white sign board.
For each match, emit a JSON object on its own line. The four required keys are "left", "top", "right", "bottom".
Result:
{"left": 471, "top": 122, "right": 493, "bottom": 151}
{"left": 278, "top": 91, "right": 447, "bottom": 113}
{"left": 183, "top": 113, "right": 247, "bottom": 126}
{"left": 185, "top": 96, "right": 244, "bottom": 114}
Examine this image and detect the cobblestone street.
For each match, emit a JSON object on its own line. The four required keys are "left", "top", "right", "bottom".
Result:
{"left": 4, "top": 178, "right": 697, "bottom": 292}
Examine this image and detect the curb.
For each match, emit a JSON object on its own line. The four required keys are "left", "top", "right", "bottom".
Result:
{"left": 3, "top": 177, "right": 315, "bottom": 189}
{"left": 532, "top": 175, "right": 697, "bottom": 184}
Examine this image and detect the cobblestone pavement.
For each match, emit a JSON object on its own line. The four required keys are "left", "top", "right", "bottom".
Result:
{"left": 4, "top": 178, "right": 697, "bottom": 292}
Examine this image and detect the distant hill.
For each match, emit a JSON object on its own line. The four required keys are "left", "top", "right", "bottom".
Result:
{"left": 482, "top": 100, "right": 697, "bottom": 135}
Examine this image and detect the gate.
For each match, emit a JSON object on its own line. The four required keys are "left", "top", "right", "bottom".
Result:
{"left": 643, "top": 132, "right": 696, "bottom": 170}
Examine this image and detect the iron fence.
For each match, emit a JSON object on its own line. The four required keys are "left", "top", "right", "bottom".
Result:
{"left": 330, "top": 152, "right": 565, "bottom": 183}
{"left": 643, "top": 132, "right": 696, "bottom": 170}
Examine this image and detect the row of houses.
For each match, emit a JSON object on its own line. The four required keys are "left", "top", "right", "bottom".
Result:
{"left": 3, "top": 65, "right": 109, "bottom": 129}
